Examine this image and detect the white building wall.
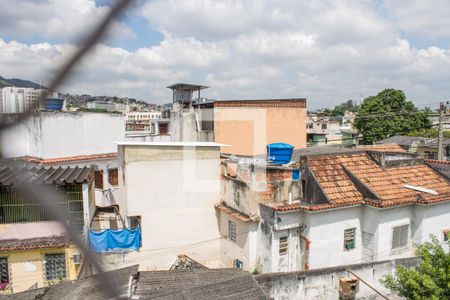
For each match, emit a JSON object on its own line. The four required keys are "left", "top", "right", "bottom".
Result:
{"left": 306, "top": 207, "right": 363, "bottom": 269}
{"left": 118, "top": 143, "right": 223, "bottom": 270}
{"left": 419, "top": 201, "right": 450, "bottom": 250}
{"left": 375, "top": 205, "right": 414, "bottom": 261}
{"left": 0, "top": 112, "right": 125, "bottom": 158}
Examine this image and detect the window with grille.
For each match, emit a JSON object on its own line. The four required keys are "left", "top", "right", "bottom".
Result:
{"left": 344, "top": 228, "right": 356, "bottom": 250}
{"left": 108, "top": 168, "right": 118, "bottom": 186}
{"left": 392, "top": 224, "right": 409, "bottom": 249}
{"left": 279, "top": 236, "right": 288, "bottom": 255}
{"left": 0, "top": 257, "right": 9, "bottom": 285}
{"left": 94, "top": 171, "right": 103, "bottom": 189}
{"left": 44, "top": 253, "right": 66, "bottom": 281}
{"left": 228, "top": 220, "right": 236, "bottom": 242}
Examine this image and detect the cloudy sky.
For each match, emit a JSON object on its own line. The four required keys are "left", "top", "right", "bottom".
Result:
{"left": 0, "top": 0, "right": 449, "bottom": 109}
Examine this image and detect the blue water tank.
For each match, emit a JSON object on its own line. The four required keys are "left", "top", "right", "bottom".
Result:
{"left": 267, "top": 143, "right": 294, "bottom": 164}
{"left": 44, "top": 98, "right": 64, "bottom": 111}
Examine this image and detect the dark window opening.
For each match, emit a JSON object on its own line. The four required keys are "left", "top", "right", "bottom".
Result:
{"left": 108, "top": 169, "right": 118, "bottom": 186}
{"left": 0, "top": 257, "right": 9, "bottom": 286}
{"left": 130, "top": 216, "right": 141, "bottom": 228}
{"left": 159, "top": 123, "right": 169, "bottom": 135}
{"left": 301, "top": 179, "right": 306, "bottom": 199}
{"left": 321, "top": 123, "right": 327, "bottom": 130}
{"left": 94, "top": 171, "right": 103, "bottom": 189}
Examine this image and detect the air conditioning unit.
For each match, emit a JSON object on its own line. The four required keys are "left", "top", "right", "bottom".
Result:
{"left": 72, "top": 253, "right": 82, "bottom": 264}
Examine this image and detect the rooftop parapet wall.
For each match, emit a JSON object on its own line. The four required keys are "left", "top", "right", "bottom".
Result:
{"left": 255, "top": 257, "right": 418, "bottom": 300}
{"left": 0, "top": 111, "right": 125, "bottom": 159}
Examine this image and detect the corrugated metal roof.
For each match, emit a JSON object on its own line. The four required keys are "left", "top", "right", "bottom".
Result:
{"left": 0, "top": 166, "right": 92, "bottom": 186}
{"left": 18, "top": 153, "right": 118, "bottom": 165}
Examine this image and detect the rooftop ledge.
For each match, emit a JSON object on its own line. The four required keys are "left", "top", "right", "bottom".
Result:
{"left": 116, "top": 141, "right": 229, "bottom": 147}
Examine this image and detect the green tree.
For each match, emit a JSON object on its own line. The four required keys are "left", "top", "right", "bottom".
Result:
{"left": 407, "top": 128, "right": 450, "bottom": 139}
{"left": 380, "top": 236, "right": 450, "bottom": 300}
{"left": 354, "top": 89, "right": 431, "bottom": 144}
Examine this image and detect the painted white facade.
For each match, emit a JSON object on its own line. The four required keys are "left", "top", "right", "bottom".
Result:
{"left": 261, "top": 202, "right": 450, "bottom": 272}
{"left": 0, "top": 112, "right": 125, "bottom": 159}
{"left": 116, "top": 142, "right": 224, "bottom": 270}
{"left": 219, "top": 196, "right": 450, "bottom": 274}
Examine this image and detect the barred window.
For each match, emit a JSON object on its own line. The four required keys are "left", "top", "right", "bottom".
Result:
{"left": 279, "top": 236, "right": 288, "bottom": 255}
{"left": 228, "top": 220, "right": 236, "bottom": 242}
{"left": 344, "top": 228, "right": 356, "bottom": 250}
{"left": 108, "top": 168, "right": 118, "bottom": 186}
{"left": 0, "top": 257, "right": 9, "bottom": 285}
{"left": 44, "top": 253, "right": 66, "bottom": 281}
{"left": 392, "top": 224, "right": 409, "bottom": 249}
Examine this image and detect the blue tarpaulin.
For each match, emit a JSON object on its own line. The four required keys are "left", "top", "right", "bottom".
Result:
{"left": 88, "top": 228, "right": 141, "bottom": 253}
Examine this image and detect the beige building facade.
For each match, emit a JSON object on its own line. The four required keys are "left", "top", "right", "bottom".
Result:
{"left": 194, "top": 99, "right": 307, "bottom": 156}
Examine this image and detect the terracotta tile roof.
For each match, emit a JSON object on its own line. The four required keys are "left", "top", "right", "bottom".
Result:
{"left": 308, "top": 154, "right": 365, "bottom": 204}
{"left": 424, "top": 159, "right": 450, "bottom": 165}
{"left": 357, "top": 144, "right": 407, "bottom": 153}
{"left": 0, "top": 236, "right": 68, "bottom": 251}
{"left": 307, "top": 153, "right": 450, "bottom": 209}
{"left": 215, "top": 203, "right": 259, "bottom": 222}
{"left": 19, "top": 153, "right": 118, "bottom": 165}
{"left": 270, "top": 201, "right": 362, "bottom": 212}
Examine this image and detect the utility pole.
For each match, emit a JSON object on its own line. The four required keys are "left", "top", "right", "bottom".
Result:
{"left": 438, "top": 102, "right": 446, "bottom": 160}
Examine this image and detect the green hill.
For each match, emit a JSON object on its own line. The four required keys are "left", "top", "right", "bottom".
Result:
{"left": 0, "top": 75, "right": 45, "bottom": 89}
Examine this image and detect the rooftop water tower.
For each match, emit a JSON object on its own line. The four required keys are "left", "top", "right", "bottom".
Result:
{"left": 167, "top": 83, "right": 209, "bottom": 107}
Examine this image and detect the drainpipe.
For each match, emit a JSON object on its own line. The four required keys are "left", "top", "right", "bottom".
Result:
{"left": 288, "top": 192, "right": 292, "bottom": 204}
{"left": 81, "top": 182, "right": 90, "bottom": 241}
{"left": 288, "top": 228, "right": 292, "bottom": 271}
{"left": 102, "top": 165, "right": 110, "bottom": 191}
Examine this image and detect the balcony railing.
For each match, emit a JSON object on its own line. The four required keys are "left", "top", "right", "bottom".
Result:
{"left": 0, "top": 184, "right": 83, "bottom": 231}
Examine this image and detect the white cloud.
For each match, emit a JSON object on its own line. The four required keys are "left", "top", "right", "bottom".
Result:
{"left": 382, "top": 0, "right": 450, "bottom": 40}
{"left": 0, "top": 0, "right": 134, "bottom": 43}
{"left": 0, "top": 0, "right": 450, "bottom": 109}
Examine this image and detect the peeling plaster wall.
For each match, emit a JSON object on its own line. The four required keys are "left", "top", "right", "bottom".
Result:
{"left": 221, "top": 169, "right": 301, "bottom": 218}
{"left": 255, "top": 258, "right": 418, "bottom": 300}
